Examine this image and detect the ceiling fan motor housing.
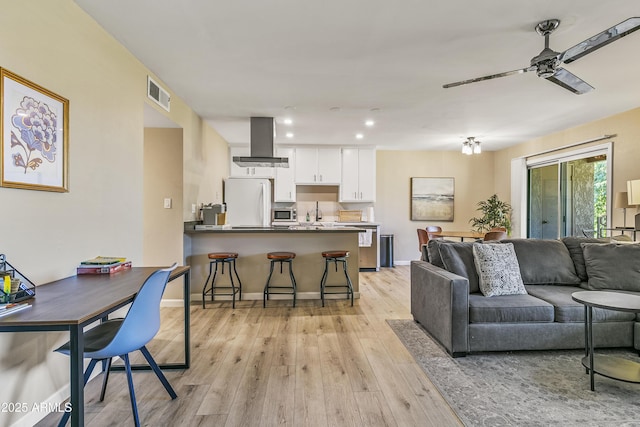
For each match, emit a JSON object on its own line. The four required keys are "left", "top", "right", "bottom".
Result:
{"left": 531, "top": 47, "right": 560, "bottom": 78}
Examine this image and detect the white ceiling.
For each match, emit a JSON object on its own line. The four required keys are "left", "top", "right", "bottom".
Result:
{"left": 75, "top": 0, "right": 640, "bottom": 152}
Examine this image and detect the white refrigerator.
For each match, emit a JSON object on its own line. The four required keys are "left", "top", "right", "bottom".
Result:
{"left": 224, "top": 178, "right": 272, "bottom": 227}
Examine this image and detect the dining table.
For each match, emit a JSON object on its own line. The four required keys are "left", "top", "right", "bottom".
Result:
{"left": 430, "top": 230, "right": 485, "bottom": 241}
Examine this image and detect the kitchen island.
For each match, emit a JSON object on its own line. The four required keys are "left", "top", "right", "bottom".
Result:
{"left": 184, "top": 224, "right": 363, "bottom": 302}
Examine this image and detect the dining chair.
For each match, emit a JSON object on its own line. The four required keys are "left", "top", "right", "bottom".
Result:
{"left": 426, "top": 225, "right": 442, "bottom": 233}
{"left": 54, "top": 263, "right": 178, "bottom": 427}
{"left": 417, "top": 228, "right": 430, "bottom": 252}
{"left": 490, "top": 227, "right": 507, "bottom": 232}
{"left": 483, "top": 231, "right": 507, "bottom": 241}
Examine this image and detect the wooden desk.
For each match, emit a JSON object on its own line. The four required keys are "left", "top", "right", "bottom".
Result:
{"left": 0, "top": 266, "right": 190, "bottom": 427}
{"left": 431, "top": 231, "right": 485, "bottom": 241}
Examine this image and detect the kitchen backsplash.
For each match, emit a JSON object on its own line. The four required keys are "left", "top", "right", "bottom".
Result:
{"left": 274, "top": 185, "right": 375, "bottom": 222}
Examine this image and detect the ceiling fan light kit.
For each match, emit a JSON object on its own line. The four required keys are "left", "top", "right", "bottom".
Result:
{"left": 462, "top": 137, "right": 481, "bottom": 155}
{"left": 443, "top": 17, "right": 640, "bottom": 94}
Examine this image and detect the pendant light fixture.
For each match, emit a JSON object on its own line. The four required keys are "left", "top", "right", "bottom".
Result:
{"left": 462, "top": 137, "right": 481, "bottom": 155}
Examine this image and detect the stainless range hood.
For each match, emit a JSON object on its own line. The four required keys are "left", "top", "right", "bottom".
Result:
{"left": 232, "top": 117, "right": 289, "bottom": 168}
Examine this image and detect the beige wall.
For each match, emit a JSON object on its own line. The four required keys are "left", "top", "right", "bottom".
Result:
{"left": 376, "top": 151, "right": 495, "bottom": 262}
{"left": 143, "top": 128, "right": 184, "bottom": 300}
{"left": 494, "top": 107, "right": 640, "bottom": 229}
{"left": 380, "top": 107, "right": 640, "bottom": 263}
{"left": 0, "top": 2, "right": 228, "bottom": 425}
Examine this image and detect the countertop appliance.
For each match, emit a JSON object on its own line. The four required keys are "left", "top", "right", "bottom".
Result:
{"left": 273, "top": 208, "right": 297, "bottom": 222}
{"left": 224, "top": 178, "right": 272, "bottom": 227}
{"left": 202, "top": 203, "right": 226, "bottom": 225}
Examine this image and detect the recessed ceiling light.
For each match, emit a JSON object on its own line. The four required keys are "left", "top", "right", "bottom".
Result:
{"left": 286, "top": 132, "right": 294, "bottom": 138}
{"left": 283, "top": 118, "right": 293, "bottom": 125}
{"left": 355, "top": 133, "right": 364, "bottom": 139}
{"left": 365, "top": 120, "right": 375, "bottom": 127}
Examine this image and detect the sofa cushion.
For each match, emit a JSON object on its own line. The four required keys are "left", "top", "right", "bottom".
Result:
{"left": 469, "top": 293, "right": 554, "bottom": 323}
{"left": 426, "top": 239, "right": 445, "bottom": 268}
{"left": 561, "top": 236, "right": 610, "bottom": 281}
{"left": 438, "top": 242, "right": 479, "bottom": 293}
{"left": 501, "top": 239, "right": 581, "bottom": 285}
{"left": 525, "top": 285, "right": 637, "bottom": 323}
{"left": 473, "top": 242, "right": 527, "bottom": 297}
{"left": 581, "top": 243, "right": 640, "bottom": 292}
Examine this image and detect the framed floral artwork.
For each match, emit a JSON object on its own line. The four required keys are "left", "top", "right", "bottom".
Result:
{"left": 1, "top": 68, "right": 69, "bottom": 192}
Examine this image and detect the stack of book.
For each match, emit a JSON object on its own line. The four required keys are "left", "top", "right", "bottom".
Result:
{"left": 77, "top": 256, "right": 131, "bottom": 274}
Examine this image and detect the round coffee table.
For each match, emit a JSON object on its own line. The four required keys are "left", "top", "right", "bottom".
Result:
{"left": 571, "top": 291, "right": 640, "bottom": 391}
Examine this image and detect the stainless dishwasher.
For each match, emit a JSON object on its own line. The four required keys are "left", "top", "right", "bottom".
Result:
{"left": 357, "top": 224, "right": 380, "bottom": 271}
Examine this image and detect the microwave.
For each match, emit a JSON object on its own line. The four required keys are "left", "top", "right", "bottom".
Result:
{"left": 273, "top": 208, "right": 297, "bottom": 222}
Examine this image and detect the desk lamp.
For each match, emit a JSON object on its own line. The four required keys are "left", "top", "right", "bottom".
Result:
{"left": 627, "top": 180, "right": 640, "bottom": 230}
{"left": 614, "top": 191, "right": 633, "bottom": 228}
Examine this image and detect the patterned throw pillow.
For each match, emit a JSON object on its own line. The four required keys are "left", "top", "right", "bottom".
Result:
{"left": 473, "top": 242, "right": 527, "bottom": 297}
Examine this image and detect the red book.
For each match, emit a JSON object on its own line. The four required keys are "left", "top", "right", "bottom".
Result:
{"left": 77, "top": 261, "right": 132, "bottom": 275}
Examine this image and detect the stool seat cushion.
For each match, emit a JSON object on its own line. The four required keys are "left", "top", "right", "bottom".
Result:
{"left": 322, "top": 250, "right": 349, "bottom": 258}
{"left": 208, "top": 252, "right": 238, "bottom": 259}
{"left": 267, "top": 252, "right": 296, "bottom": 260}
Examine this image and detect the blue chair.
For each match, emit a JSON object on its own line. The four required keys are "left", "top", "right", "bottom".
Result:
{"left": 54, "top": 264, "right": 178, "bottom": 427}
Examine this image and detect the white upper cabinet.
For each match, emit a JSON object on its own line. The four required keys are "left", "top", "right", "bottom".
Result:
{"left": 229, "top": 146, "right": 275, "bottom": 178}
{"left": 340, "top": 147, "right": 376, "bottom": 202}
{"left": 274, "top": 147, "right": 296, "bottom": 202}
{"left": 294, "top": 147, "right": 341, "bottom": 184}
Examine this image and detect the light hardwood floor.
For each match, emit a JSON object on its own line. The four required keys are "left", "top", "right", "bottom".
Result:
{"left": 37, "top": 266, "right": 461, "bottom": 426}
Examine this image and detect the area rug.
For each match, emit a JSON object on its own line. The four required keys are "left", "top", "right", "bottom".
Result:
{"left": 387, "top": 319, "right": 640, "bottom": 427}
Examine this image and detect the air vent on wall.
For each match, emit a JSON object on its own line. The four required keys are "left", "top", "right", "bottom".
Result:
{"left": 147, "top": 76, "right": 170, "bottom": 112}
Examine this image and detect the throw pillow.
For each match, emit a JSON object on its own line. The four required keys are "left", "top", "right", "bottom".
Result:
{"left": 500, "top": 239, "right": 581, "bottom": 285}
{"left": 426, "top": 239, "right": 444, "bottom": 268}
{"left": 561, "top": 237, "right": 611, "bottom": 282}
{"left": 438, "top": 242, "right": 480, "bottom": 293}
{"left": 581, "top": 243, "right": 640, "bottom": 291}
{"left": 473, "top": 242, "right": 527, "bottom": 297}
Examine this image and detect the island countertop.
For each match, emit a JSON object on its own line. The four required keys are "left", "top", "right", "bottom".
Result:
{"left": 184, "top": 223, "right": 362, "bottom": 302}
{"left": 184, "top": 224, "right": 365, "bottom": 233}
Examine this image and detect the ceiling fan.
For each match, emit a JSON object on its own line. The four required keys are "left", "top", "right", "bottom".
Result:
{"left": 443, "top": 17, "right": 640, "bottom": 94}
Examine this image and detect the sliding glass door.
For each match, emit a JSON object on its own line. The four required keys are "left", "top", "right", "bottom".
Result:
{"left": 529, "top": 164, "right": 559, "bottom": 239}
{"left": 527, "top": 147, "right": 610, "bottom": 239}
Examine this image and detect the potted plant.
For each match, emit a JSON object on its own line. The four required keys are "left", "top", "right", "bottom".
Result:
{"left": 469, "top": 194, "right": 512, "bottom": 234}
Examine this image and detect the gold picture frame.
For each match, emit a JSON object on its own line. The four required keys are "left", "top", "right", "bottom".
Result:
{"left": 1, "top": 68, "right": 69, "bottom": 192}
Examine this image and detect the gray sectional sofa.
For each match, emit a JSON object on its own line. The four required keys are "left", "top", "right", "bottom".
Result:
{"left": 411, "top": 237, "right": 640, "bottom": 357}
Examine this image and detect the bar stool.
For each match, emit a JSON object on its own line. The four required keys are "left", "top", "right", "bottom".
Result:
{"left": 202, "top": 252, "right": 242, "bottom": 309}
{"left": 263, "top": 252, "right": 297, "bottom": 307}
{"left": 320, "top": 250, "right": 354, "bottom": 307}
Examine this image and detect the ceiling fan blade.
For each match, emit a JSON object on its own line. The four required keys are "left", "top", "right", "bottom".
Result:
{"left": 443, "top": 66, "right": 535, "bottom": 88}
{"left": 545, "top": 67, "right": 594, "bottom": 94}
{"left": 560, "top": 17, "right": 640, "bottom": 64}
